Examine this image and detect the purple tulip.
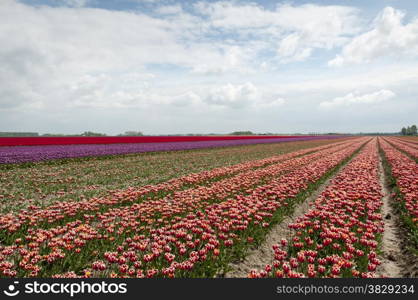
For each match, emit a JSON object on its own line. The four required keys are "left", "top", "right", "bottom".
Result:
{"left": 0, "top": 136, "right": 342, "bottom": 164}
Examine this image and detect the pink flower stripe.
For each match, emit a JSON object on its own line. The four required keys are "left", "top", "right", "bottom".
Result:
{"left": 386, "top": 137, "right": 418, "bottom": 160}
{"left": 4, "top": 139, "right": 359, "bottom": 249}
{"left": 0, "top": 139, "right": 354, "bottom": 233}
{"left": 397, "top": 137, "right": 418, "bottom": 146}
{"left": 66, "top": 139, "right": 364, "bottom": 277}
{"left": 380, "top": 139, "right": 418, "bottom": 222}
{"left": 249, "top": 139, "right": 385, "bottom": 278}
{"left": 0, "top": 138, "right": 367, "bottom": 277}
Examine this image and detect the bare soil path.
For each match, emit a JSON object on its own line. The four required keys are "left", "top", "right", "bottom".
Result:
{"left": 376, "top": 157, "right": 404, "bottom": 277}
{"left": 377, "top": 154, "right": 417, "bottom": 278}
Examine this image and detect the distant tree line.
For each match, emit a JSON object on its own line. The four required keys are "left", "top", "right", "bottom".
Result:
{"left": 351, "top": 132, "right": 398, "bottom": 136}
{"left": 117, "top": 131, "right": 143, "bottom": 136}
{"left": 0, "top": 132, "right": 39, "bottom": 137}
{"left": 229, "top": 131, "right": 254, "bottom": 135}
{"left": 401, "top": 125, "right": 417, "bottom": 136}
{"left": 4, "top": 130, "right": 404, "bottom": 137}
{"left": 41, "top": 131, "right": 107, "bottom": 137}
{"left": 0, "top": 131, "right": 143, "bottom": 137}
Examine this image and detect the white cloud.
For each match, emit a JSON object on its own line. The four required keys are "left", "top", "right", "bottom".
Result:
{"left": 0, "top": 0, "right": 237, "bottom": 111}
{"left": 68, "top": 74, "right": 201, "bottom": 109}
{"left": 0, "top": 0, "right": 252, "bottom": 75}
{"left": 168, "top": 91, "right": 201, "bottom": 107}
{"left": 267, "top": 62, "right": 418, "bottom": 94}
{"left": 191, "top": 45, "right": 253, "bottom": 74}
{"left": 155, "top": 4, "right": 183, "bottom": 15}
{"left": 255, "top": 97, "right": 285, "bottom": 108}
{"left": 203, "top": 82, "right": 285, "bottom": 109}
{"left": 329, "top": 7, "right": 418, "bottom": 66}
{"left": 195, "top": 2, "right": 361, "bottom": 62}
{"left": 319, "top": 89, "right": 396, "bottom": 108}
{"left": 0, "top": 0, "right": 366, "bottom": 114}
{"left": 0, "top": 1, "right": 417, "bottom": 134}
{"left": 194, "top": 1, "right": 277, "bottom": 29}
{"left": 277, "top": 34, "right": 313, "bottom": 62}
{"left": 204, "top": 83, "right": 259, "bottom": 108}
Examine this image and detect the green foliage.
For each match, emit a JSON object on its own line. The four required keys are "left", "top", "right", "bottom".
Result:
{"left": 229, "top": 131, "right": 254, "bottom": 135}
{"left": 81, "top": 131, "right": 107, "bottom": 137}
{"left": 0, "top": 132, "right": 39, "bottom": 137}
{"left": 401, "top": 125, "right": 417, "bottom": 135}
{"left": 118, "top": 131, "right": 143, "bottom": 136}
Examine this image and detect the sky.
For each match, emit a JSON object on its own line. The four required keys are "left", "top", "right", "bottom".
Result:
{"left": 0, "top": 0, "right": 417, "bottom": 134}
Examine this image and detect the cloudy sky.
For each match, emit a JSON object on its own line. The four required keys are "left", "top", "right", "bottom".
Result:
{"left": 1, "top": 0, "right": 417, "bottom": 134}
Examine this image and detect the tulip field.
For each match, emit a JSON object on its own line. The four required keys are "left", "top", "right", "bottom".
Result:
{"left": 0, "top": 136, "right": 417, "bottom": 278}
{"left": 0, "top": 135, "right": 339, "bottom": 164}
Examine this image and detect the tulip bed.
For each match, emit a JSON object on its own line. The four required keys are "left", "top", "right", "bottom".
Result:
{"left": 385, "top": 137, "right": 418, "bottom": 161}
{"left": 249, "top": 139, "right": 384, "bottom": 278}
{"left": 0, "top": 136, "right": 341, "bottom": 164}
{"left": 0, "top": 137, "right": 367, "bottom": 277}
{"left": 0, "top": 138, "right": 348, "bottom": 214}
{"left": 399, "top": 137, "right": 418, "bottom": 145}
{"left": 0, "top": 135, "right": 330, "bottom": 147}
{"left": 0, "top": 139, "right": 353, "bottom": 235}
{"left": 396, "top": 137, "right": 418, "bottom": 147}
{"left": 379, "top": 138, "right": 418, "bottom": 249}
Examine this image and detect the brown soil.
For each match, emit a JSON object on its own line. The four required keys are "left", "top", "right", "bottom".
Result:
{"left": 376, "top": 157, "right": 404, "bottom": 277}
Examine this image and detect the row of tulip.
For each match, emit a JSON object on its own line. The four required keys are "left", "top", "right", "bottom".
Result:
{"left": 52, "top": 138, "right": 365, "bottom": 277}
{"left": 85, "top": 138, "right": 366, "bottom": 278}
{"left": 0, "top": 135, "right": 334, "bottom": 147}
{"left": 398, "top": 137, "right": 418, "bottom": 145}
{"left": 1, "top": 139, "right": 345, "bottom": 214}
{"left": 379, "top": 138, "right": 418, "bottom": 246}
{"left": 396, "top": 137, "right": 418, "bottom": 148}
{"left": 385, "top": 137, "right": 418, "bottom": 160}
{"left": 0, "top": 139, "right": 367, "bottom": 277}
{"left": 0, "top": 139, "right": 362, "bottom": 252}
{"left": 0, "top": 136, "right": 342, "bottom": 164}
{"left": 0, "top": 139, "right": 354, "bottom": 235}
{"left": 249, "top": 139, "right": 385, "bottom": 278}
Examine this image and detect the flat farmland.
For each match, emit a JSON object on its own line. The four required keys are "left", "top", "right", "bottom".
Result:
{"left": 0, "top": 136, "right": 416, "bottom": 278}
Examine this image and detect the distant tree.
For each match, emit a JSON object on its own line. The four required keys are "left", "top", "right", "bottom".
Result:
{"left": 230, "top": 131, "right": 254, "bottom": 135}
{"left": 401, "top": 125, "right": 417, "bottom": 136}
{"left": 81, "top": 131, "right": 107, "bottom": 137}
{"left": 42, "top": 133, "right": 66, "bottom": 137}
{"left": 411, "top": 125, "right": 417, "bottom": 135}
{"left": 122, "top": 131, "right": 143, "bottom": 136}
{"left": 0, "top": 132, "right": 39, "bottom": 137}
